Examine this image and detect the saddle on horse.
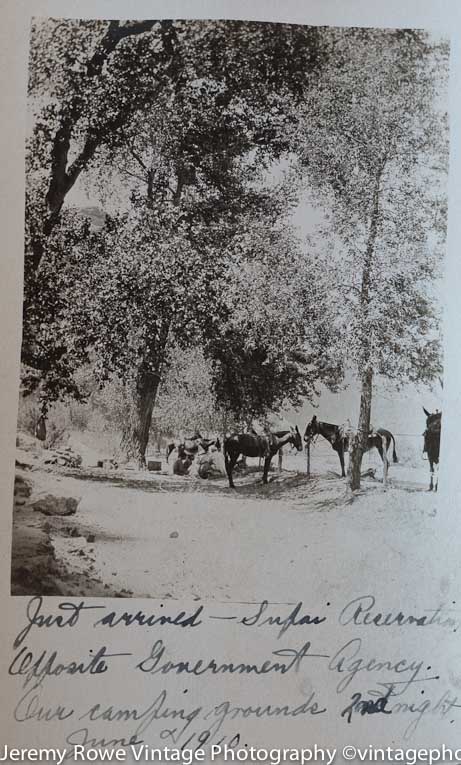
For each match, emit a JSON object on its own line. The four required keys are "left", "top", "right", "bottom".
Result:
{"left": 256, "top": 434, "right": 275, "bottom": 459}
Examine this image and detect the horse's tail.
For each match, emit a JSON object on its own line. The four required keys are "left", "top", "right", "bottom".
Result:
{"left": 390, "top": 433, "right": 398, "bottom": 463}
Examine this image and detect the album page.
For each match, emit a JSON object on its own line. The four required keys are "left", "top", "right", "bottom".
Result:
{"left": 1, "top": 1, "right": 461, "bottom": 763}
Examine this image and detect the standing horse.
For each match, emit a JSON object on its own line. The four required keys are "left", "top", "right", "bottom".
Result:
{"left": 224, "top": 427, "right": 303, "bottom": 488}
{"left": 423, "top": 408, "right": 441, "bottom": 491}
{"left": 166, "top": 434, "right": 221, "bottom": 463}
{"left": 303, "top": 415, "right": 398, "bottom": 478}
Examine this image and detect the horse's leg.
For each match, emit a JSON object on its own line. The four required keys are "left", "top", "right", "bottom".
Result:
{"left": 225, "top": 449, "right": 238, "bottom": 489}
{"left": 382, "top": 444, "right": 388, "bottom": 487}
{"left": 379, "top": 438, "right": 389, "bottom": 486}
{"left": 278, "top": 447, "right": 283, "bottom": 474}
{"left": 229, "top": 454, "right": 240, "bottom": 488}
{"left": 435, "top": 461, "right": 439, "bottom": 492}
{"left": 385, "top": 436, "right": 394, "bottom": 471}
{"left": 338, "top": 445, "right": 346, "bottom": 478}
{"left": 263, "top": 456, "right": 272, "bottom": 484}
{"left": 428, "top": 460, "right": 434, "bottom": 491}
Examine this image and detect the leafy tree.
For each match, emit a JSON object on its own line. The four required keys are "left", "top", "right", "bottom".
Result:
{"left": 205, "top": 223, "right": 343, "bottom": 425}
{"left": 25, "top": 16, "right": 325, "bottom": 293}
{"left": 26, "top": 18, "right": 174, "bottom": 271}
{"left": 294, "top": 28, "right": 449, "bottom": 489}
{"left": 24, "top": 18, "right": 328, "bottom": 465}
{"left": 152, "top": 346, "right": 230, "bottom": 439}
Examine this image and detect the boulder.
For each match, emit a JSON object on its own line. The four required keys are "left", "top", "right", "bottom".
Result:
{"left": 32, "top": 495, "right": 80, "bottom": 516}
{"left": 14, "top": 476, "right": 32, "bottom": 499}
{"left": 43, "top": 449, "right": 82, "bottom": 468}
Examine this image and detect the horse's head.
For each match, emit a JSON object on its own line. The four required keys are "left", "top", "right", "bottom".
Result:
{"left": 304, "top": 416, "right": 318, "bottom": 443}
{"left": 290, "top": 425, "right": 303, "bottom": 452}
{"left": 423, "top": 407, "right": 442, "bottom": 432}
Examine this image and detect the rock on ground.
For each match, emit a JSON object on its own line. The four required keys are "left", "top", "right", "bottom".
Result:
{"left": 31, "top": 494, "right": 80, "bottom": 516}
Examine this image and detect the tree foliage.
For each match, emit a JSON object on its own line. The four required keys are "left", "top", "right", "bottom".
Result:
{"left": 205, "top": 223, "right": 343, "bottom": 423}
{"left": 24, "top": 19, "right": 327, "bottom": 412}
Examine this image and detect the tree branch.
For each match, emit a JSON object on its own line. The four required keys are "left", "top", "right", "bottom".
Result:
{"left": 39, "top": 20, "right": 174, "bottom": 270}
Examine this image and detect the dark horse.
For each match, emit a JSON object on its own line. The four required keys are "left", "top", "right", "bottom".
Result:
{"left": 166, "top": 434, "right": 221, "bottom": 463}
{"left": 423, "top": 408, "right": 441, "bottom": 491}
{"left": 224, "top": 427, "right": 303, "bottom": 488}
{"left": 303, "top": 415, "right": 398, "bottom": 478}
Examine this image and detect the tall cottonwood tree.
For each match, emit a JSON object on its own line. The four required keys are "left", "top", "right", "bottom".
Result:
{"left": 294, "top": 28, "right": 449, "bottom": 489}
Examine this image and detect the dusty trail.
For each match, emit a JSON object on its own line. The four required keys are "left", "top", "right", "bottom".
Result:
{"left": 11, "top": 440, "right": 438, "bottom": 600}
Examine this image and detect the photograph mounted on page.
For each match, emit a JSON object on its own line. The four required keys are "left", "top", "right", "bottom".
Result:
{"left": 11, "top": 18, "right": 449, "bottom": 598}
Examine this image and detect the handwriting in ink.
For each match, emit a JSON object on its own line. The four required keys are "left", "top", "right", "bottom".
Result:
{"left": 328, "top": 637, "right": 437, "bottom": 695}
{"left": 341, "top": 688, "right": 393, "bottom": 723}
{"left": 137, "top": 640, "right": 329, "bottom": 677}
{"left": 94, "top": 606, "right": 203, "bottom": 630}
{"left": 14, "top": 680, "right": 74, "bottom": 723}
{"left": 13, "top": 597, "right": 105, "bottom": 649}
{"left": 339, "top": 595, "right": 460, "bottom": 631}
{"left": 9, "top": 645, "right": 131, "bottom": 686}
{"left": 240, "top": 600, "right": 327, "bottom": 638}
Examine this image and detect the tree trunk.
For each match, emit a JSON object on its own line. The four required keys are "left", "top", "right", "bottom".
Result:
{"left": 347, "top": 155, "right": 386, "bottom": 492}
{"left": 121, "top": 364, "right": 161, "bottom": 469}
{"left": 348, "top": 367, "right": 373, "bottom": 490}
{"left": 121, "top": 324, "right": 169, "bottom": 469}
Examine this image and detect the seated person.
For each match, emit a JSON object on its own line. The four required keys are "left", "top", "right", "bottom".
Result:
{"left": 197, "top": 447, "right": 224, "bottom": 479}
{"left": 173, "top": 454, "right": 193, "bottom": 476}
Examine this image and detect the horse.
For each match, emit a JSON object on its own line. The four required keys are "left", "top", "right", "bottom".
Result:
{"left": 166, "top": 434, "right": 221, "bottom": 463}
{"left": 303, "top": 415, "right": 398, "bottom": 478}
{"left": 224, "top": 426, "right": 303, "bottom": 488}
{"left": 423, "top": 408, "right": 441, "bottom": 491}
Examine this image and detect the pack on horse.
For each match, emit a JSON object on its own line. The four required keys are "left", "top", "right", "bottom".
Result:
{"left": 166, "top": 433, "right": 221, "bottom": 463}
{"left": 423, "top": 408, "right": 441, "bottom": 491}
{"left": 224, "top": 427, "right": 303, "bottom": 488}
{"left": 303, "top": 415, "right": 398, "bottom": 478}
{"left": 255, "top": 429, "right": 297, "bottom": 472}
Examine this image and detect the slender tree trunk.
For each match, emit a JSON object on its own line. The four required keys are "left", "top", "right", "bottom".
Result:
{"left": 348, "top": 156, "right": 386, "bottom": 492}
{"left": 348, "top": 367, "right": 373, "bottom": 490}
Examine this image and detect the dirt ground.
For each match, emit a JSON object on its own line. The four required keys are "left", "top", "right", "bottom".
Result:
{"left": 10, "top": 435, "right": 439, "bottom": 599}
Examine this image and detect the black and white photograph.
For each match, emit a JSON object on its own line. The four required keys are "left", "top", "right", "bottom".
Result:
{"left": 11, "top": 16, "right": 449, "bottom": 599}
